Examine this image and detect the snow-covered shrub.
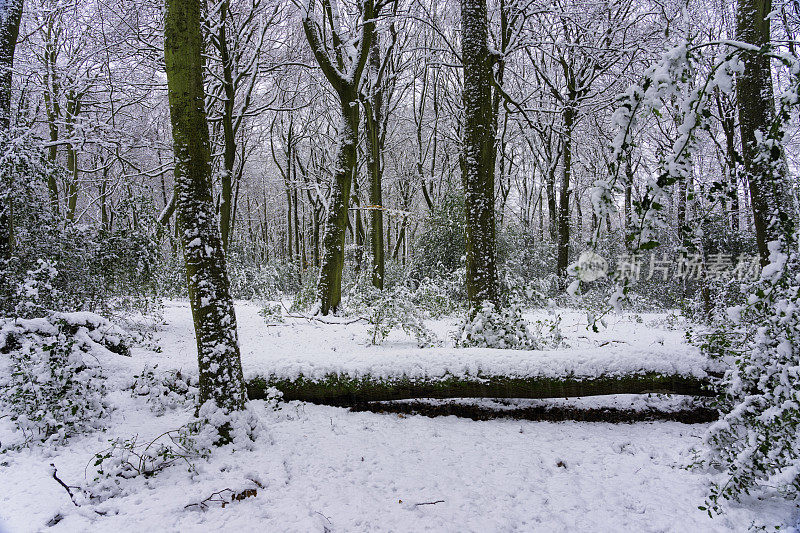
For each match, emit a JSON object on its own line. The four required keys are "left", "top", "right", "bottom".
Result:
{"left": 87, "top": 398, "right": 274, "bottom": 502}
{"left": 88, "top": 429, "right": 209, "bottom": 502}
{"left": 127, "top": 365, "right": 199, "bottom": 416}
{"left": 258, "top": 302, "right": 285, "bottom": 324}
{"left": 290, "top": 273, "right": 319, "bottom": 313}
{"left": 411, "top": 274, "right": 464, "bottom": 318}
{"left": 227, "top": 248, "right": 302, "bottom": 300}
{"left": 455, "top": 301, "right": 540, "bottom": 350}
{"left": 12, "top": 259, "right": 62, "bottom": 317}
{"left": 0, "top": 133, "right": 161, "bottom": 317}
{"left": 411, "top": 192, "right": 465, "bottom": 281}
{"left": 531, "top": 314, "right": 566, "bottom": 349}
{"left": 698, "top": 237, "right": 800, "bottom": 512}
{"left": 348, "top": 282, "right": 438, "bottom": 347}
{"left": 0, "top": 313, "right": 129, "bottom": 446}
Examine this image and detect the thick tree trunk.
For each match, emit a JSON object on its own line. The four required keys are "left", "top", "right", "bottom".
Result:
{"left": 736, "top": 0, "right": 791, "bottom": 262}
{"left": 0, "top": 0, "right": 23, "bottom": 261}
{"left": 461, "top": 0, "right": 498, "bottom": 306}
{"left": 317, "top": 97, "right": 359, "bottom": 313}
{"left": 302, "top": 0, "right": 375, "bottom": 314}
{"left": 164, "top": 0, "right": 246, "bottom": 413}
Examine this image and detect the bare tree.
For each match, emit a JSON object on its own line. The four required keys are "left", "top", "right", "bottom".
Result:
{"left": 301, "top": 0, "right": 376, "bottom": 314}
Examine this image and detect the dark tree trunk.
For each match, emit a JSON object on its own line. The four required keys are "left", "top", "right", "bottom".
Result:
{"left": 302, "top": 0, "right": 375, "bottom": 314}
{"left": 365, "top": 25, "right": 385, "bottom": 289}
{"left": 461, "top": 0, "right": 499, "bottom": 307}
{"left": 546, "top": 166, "right": 557, "bottom": 242}
{"left": 0, "top": 0, "right": 23, "bottom": 262}
{"left": 556, "top": 104, "right": 574, "bottom": 279}
{"left": 737, "top": 0, "right": 791, "bottom": 263}
{"left": 218, "top": 0, "right": 236, "bottom": 251}
{"left": 164, "top": 0, "right": 246, "bottom": 413}
{"left": 316, "top": 97, "right": 359, "bottom": 313}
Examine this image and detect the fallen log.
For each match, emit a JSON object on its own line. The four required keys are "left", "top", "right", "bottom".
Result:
{"left": 247, "top": 372, "right": 716, "bottom": 406}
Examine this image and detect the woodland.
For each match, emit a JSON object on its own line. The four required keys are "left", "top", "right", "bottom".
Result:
{"left": 0, "top": 0, "right": 799, "bottom": 529}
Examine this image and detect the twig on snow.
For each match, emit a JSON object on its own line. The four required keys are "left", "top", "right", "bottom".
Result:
{"left": 414, "top": 500, "right": 445, "bottom": 507}
{"left": 50, "top": 464, "right": 106, "bottom": 515}
{"left": 286, "top": 314, "right": 366, "bottom": 325}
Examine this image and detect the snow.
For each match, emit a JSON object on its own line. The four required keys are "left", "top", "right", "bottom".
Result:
{"left": 1, "top": 302, "right": 797, "bottom": 531}
{"left": 139, "top": 302, "right": 717, "bottom": 383}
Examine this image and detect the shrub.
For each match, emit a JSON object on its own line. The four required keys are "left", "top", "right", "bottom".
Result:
{"left": 347, "top": 281, "right": 438, "bottom": 347}
{"left": 127, "top": 365, "right": 199, "bottom": 416}
{"left": 455, "top": 301, "right": 540, "bottom": 350}
{"left": 0, "top": 312, "right": 129, "bottom": 446}
{"left": 698, "top": 237, "right": 800, "bottom": 512}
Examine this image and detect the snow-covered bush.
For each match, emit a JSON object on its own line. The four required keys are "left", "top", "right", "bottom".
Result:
{"left": 290, "top": 273, "right": 319, "bottom": 313}
{"left": 258, "top": 302, "right": 285, "bottom": 324}
{"left": 227, "top": 248, "right": 302, "bottom": 300}
{"left": 127, "top": 365, "right": 199, "bottom": 416}
{"left": 455, "top": 301, "right": 540, "bottom": 350}
{"left": 411, "top": 192, "right": 465, "bottom": 281}
{"left": 0, "top": 313, "right": 129, "bottom": 446}
{"left": 0, "top": 133, "right": 161, "bottom": 317}
{"left": 88, "top": 429, "right": 209, "bottom": 502}
{"left": 348, "top": 282, "right": 438, "bottom": 347}
{"left": 698, "top": 236, "right": 800, "bottom": 512}
{"left": 87, "top": 397, "right": 275, "bottom": 502}
{"left": 411, "top": 274, "right": 465, "bottom": 318}
{"left": 531, "top": 314, "right": 566, "bottom": 349}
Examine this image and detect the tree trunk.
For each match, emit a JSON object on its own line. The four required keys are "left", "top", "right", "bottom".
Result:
{"left": 64, "top": 91, "right": 81, "bottom": 222}
{"left": 247, "top": 372, "right": 715, "bottom": 406}
{"left": 736, "top": 0, "right": 791, "bottom": 262}
{"left": 302, "top": 0, "right": 375, "bottom": 314}
{"left": 0, "top": 0, "right": 24, "bottom": 261}
{"left": 624, "top": 150, "right": 633, "bottom": 231}
{"left": 164, "top": 0, "right": 246, "bottom": 413}
{"left": 546, "top": 165, "right": 557, "bottom": 242}
{"left": 556, "top": 104, "right": 574, "bottom": 279}
{"left": 43, "top": 18, "right": 60, "bottom": 216}
{"left": 218, "top": 0, "right": 236, "bottom": 251}
{"left": 461, "top": 0, "right": 498, "bottom": 306}
{"left": 317, "top": 97, "right": 359, "bottom": 313}
{"left": 365, "top": 25, "right": 385, "bottom": 290}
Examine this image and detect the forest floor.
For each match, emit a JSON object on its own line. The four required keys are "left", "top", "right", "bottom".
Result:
{"left": 1, "top": 301, "right": 799, "bottom": 532}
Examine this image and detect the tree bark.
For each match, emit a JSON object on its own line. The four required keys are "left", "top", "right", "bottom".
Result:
{"left": 0, "top": 0, "right": 24, "bottom": 261}
{"left": 365, "top": 25, "right": 385, "bottom": 289}
{"left": 164, "top": 0, "right": 246, "bottom": 412}
{"left": 736, "top": 0, "right": 791, "bottom": 262}
{"left": 218, "top": 0, "right": 236, "bottom": 251}
{"left": 461, "top": 0, "right": 499, "bottom": 306}
{"left": 556, "top": 104, "right": 574, "bottom": 278}
{"left": 316, "top": 97, "right": 359, "bottom": 313}
{"left": 302, "top": 0, "right": 375, "bottom": 314}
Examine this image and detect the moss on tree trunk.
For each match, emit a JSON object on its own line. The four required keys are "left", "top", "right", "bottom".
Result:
{"left": 164, "top": 0, "right": 246, "bottom": 412}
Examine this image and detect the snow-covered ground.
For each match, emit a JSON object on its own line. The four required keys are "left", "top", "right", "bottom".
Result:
{"left": 1, "top": 302, "right": 798, "bottom": 532}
